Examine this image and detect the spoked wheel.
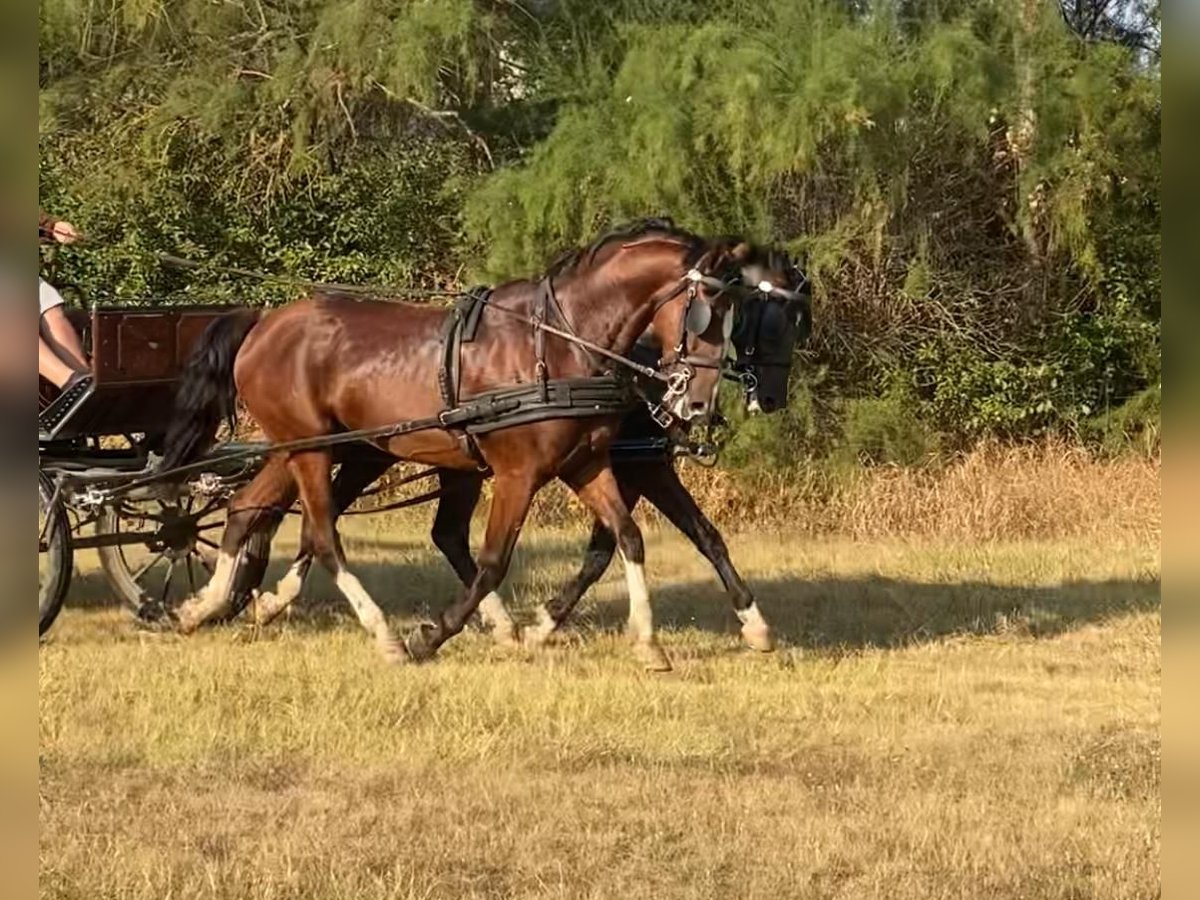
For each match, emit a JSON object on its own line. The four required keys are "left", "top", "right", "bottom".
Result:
{"left": 97, "top": 492, "right": 229, "bottom": 622}
{"left": 96, "top": 491, "right": 268, "bottom": 625}
{"left": 39, "top": 475, "right": 73, "bottom": 636}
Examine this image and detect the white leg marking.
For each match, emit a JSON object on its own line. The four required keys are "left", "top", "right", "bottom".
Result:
{"left": 620, "top": 552, "right": 671, "bottom": 671}
{"left": 335, "top": 567, "right": 407, "bottom": 663}
{"left": 524, "top": 604, "right": 557, "bottom": 648}
{"left": 335, "top": 568, "right": 388, "bottom": 637}
{"left": 255, "top": 558, "right": 308, "bottom": 625}
{"left": 479, "top": 590, "right": 519, "bottom": 646}
{"left": 621, "top": 551, "right": 653, "bottom": 643}
{"left": 478, "top": 590, "right": 513, "bottom": 629}
{"left": 737, "top": 602, "right": 768, "bottom": 631}
{"left": 178, "top": 550, "right": 238, "bottom": 632}
{"left": 737, "top": 601, "right": 774, "bottom": 652}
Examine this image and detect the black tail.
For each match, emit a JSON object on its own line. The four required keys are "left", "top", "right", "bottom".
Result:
{"left": 159, "top": 309, "right": 261, "bottom": 474}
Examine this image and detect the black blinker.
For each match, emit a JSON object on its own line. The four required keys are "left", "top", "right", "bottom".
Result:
{"left": 685, "top": 300, "right": 713, "bottom": 336}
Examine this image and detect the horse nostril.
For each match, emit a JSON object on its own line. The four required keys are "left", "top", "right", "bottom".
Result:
{"left": 689, "top": 400, "right": 708, "bottom": 414}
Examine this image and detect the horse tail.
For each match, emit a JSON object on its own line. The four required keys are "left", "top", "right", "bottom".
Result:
{"left": 159, "top": 309, "right": 261, "bottom": 475}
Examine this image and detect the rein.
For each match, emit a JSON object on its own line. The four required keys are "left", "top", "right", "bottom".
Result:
{"left": 465, "top": 267, "right": 731, "bottom": 388}
{"left": 474, "top": 289, "right": 673, "bottom": 385}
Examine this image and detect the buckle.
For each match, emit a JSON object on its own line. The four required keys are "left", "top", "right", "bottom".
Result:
{"left": 647, "top": 403, "right": 674, "bottom": 429}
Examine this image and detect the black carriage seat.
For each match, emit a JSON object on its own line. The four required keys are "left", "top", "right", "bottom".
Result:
{"left": 39, "top": 304, "right": 247, "bottom": 443}
{"left": 39, "top": 307, "right": 94, "bottom": 441}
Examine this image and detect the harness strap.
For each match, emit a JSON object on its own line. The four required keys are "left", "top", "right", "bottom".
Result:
{"left": 459, "top": 375, "right": 636, "bottom": 435}
{"left": 438, "top": 289, "right": 492, "bottom": 466}
{"left": 533, "top": 281, "right": 549, "bottom": 402}
{"left": 437, "top": 302, "right": 461, "bottom": 409}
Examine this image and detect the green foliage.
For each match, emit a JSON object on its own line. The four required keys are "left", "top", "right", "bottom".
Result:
{"left": 1083, "top": 384, "right": 1160, "bottom": 457}
{"left": 719, "top": 376, "right": 824, "bottom": 473}
{"left": 39, "top": 0, "right": 1160, "bottom": 461}
{"left": 841, "top": 379, "right": 938, "bottom": 466}
{"left": 41, "top": 135, "right": 479, "bottom": 306}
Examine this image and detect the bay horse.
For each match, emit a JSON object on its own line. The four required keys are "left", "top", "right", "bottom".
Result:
{"left": 248, "top": 246, "right": 811, "bottom": 654}
{"left": 159, "top": 219, "right": 753, "bottom": 668}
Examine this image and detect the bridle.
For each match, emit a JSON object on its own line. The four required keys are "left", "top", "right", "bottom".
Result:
{"left": 726, "top": 266, "right": 811, "bottom": 406}
{"left": 480, "top": 244, "right": 806, "bottom": 426}
{"left": 653, "top": 267, "right": 743, "bottom": 421}
{"left": 642, "top": 252, "right": 813, "bottom": 423}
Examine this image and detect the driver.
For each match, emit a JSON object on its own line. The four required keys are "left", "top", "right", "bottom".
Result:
{"left": 38, "top": 211, "right": 90, "bottom": 393}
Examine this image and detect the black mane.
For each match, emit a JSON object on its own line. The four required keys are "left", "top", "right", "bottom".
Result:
{"left": 545, "top": 217, "right": 707, "bottom": 278}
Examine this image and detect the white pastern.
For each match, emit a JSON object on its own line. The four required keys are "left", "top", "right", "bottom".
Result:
{"left": 737, "top": 602, "right": 767, "bottom": 630}
{"left": 256, "top": 558, "right": 308, "bottom": 624}
{"left": 478, "top": 590, "right": 514, "bottom": 629}
{"left": 334, "top": 568, "right": 392, "bottom": 645}
{"left": 620, "top": 551, "right": 653, "bottom": 643}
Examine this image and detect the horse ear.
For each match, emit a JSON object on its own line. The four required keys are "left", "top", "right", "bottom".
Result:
{"left": 729, "top": 242, "right": 753, "bottom": 263}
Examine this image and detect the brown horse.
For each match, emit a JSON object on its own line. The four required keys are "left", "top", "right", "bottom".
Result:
{"left": 253, "top": 246, "right": 811, "bottom": 654}
{"left": 159, "top": 220, "right": 753, "bottom": 668}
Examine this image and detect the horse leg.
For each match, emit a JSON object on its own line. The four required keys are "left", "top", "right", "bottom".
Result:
{"left": 564, "top": 461, "right": 671, "bottom": 672}
{"left": 429, "top": 470, "right": 518, "bottom": 645}
{"left": 176, "top": 454, "right": 295, "bottom": 633}
{"left": 252, "top": 521, "right": 313, "bottom": 627}
{"left": 288, "top": 449, "right": 407, "bottom": 663}
{"left": 635, "top": 460, "right": 773, "bottom": 652}
{"left": 254, "top": 455, "right": 392, "bottom": 627}
{"left": 404, "top": 472, "right": 539, "bottom": 662}
{"left": 526, "top": 478, "right": 642, "bottom": 647}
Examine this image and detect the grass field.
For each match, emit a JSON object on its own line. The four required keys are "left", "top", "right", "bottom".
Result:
{"left": 39, "top": 509, "right": 1160, "bottom": 900}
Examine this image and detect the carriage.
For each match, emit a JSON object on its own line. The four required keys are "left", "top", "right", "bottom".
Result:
{"left": 38, "top": 304, "right": 268, "bottom": 634}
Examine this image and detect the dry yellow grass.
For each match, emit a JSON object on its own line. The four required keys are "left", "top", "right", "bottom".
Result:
{"left": 40, "top": 500, "right": 1160, "bottom": 899}
{"left": 450, "top": 441, "right": 1160, "bottom": 545}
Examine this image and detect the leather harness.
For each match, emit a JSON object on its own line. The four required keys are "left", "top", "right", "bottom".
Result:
{"left": 437, "top": 284, "right": 638, "bottom": 468}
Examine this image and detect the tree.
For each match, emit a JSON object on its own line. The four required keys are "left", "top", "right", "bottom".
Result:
{"left": 40, "top": 0, "right": 1160, "bottom": 453}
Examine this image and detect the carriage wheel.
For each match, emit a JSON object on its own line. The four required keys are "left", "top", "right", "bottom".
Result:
{"left": 97, "top": 493, "right": 219, "bottom": 621}
{"left": 96, "top": 493, "right": 268, "bottom": 624}
{"left": 39, "top": 475, "right": 73, "bottom": 636}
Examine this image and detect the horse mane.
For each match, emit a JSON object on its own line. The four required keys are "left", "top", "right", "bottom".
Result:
{"left": 544, "top": 217, "right": 708, "bottom": 278}
{"left": 707, "top": 236, "right": 795, "bottom": 273}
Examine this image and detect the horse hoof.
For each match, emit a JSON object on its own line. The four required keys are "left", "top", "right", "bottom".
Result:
{"left": 174, "top": 608, "right": 201, "bottom": 636}
{"left": 404, "top": 625, "right": 439, "bottom": 663}
{"left": 379, "top": 636, "right": 411, "bottom": 665}
{"left": 741, "top": 624, "right": 775, "bottom": 653}
{"left": 633, "top": 640, "right": 672, "bottom": 672}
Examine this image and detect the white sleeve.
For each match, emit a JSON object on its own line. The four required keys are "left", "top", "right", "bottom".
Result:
{"left": 39, "top": 278, "right": 65, "bottom": 316}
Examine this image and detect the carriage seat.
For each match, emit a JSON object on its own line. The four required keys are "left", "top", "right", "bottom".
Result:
{"left": 39, "top": 305, "right": 246, "bottom": 443}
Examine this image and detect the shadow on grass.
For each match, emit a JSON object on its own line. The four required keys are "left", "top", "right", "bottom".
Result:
{"left": 64, "top": 547, "right": 1160, "bottom": 652}
{"left": 644, "top": 573, "right": 1159, "bottom": 649}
